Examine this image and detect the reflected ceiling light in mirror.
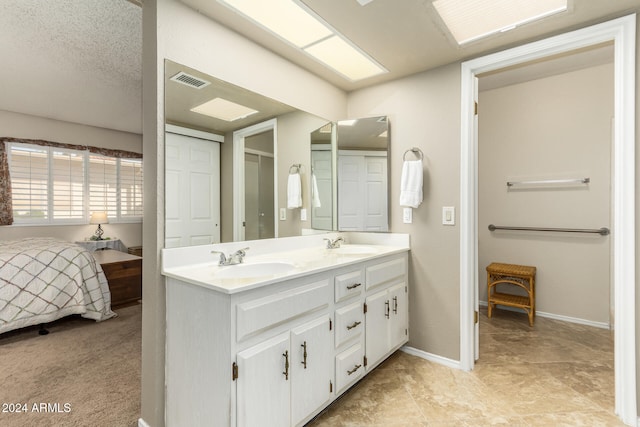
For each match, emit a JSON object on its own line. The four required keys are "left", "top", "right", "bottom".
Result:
{"left": 218, "top": 0, "right": 387, "bottom": 81}
{"left": 338, "top": 119, "right": 358, "bottom": 126}
{"left": 190, "top": 97, "right": 258, "bottom": 122}
{"left": 433, "top": 0, "right": 568, "bottom": 45}
{"left": 319, "top": 123, "right": 332, "bottom": 133}
{"left": 378, "top": 130, "right": 388, "bottom": 138}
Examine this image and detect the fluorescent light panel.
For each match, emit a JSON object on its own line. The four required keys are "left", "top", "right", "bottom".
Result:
{"left": 190, "top": 98, "right": 258, "bottom": 122}
{"left": 304, "top": 36, "right": 386, "bottom": 81}
{"left": 433, "top": 0, "right": 568, "bottom": 45}
{"left": 218, "top": 0, "right": 387, "bottom": 81}
{"left": 220, "top": 0, "right": 332, "bottom": 48}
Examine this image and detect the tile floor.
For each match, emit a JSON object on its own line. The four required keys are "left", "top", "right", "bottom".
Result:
{"left": 307, "top": 307, "right": 623, "bottom": 426}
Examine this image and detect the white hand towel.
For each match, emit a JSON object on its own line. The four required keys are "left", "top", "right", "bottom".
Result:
{"left": 312, "top": 173, "right": 321, "bottom": 208}
{"left": 399, "top": 160, "right": 423, "bottom": 208}
{"left": 287, "top": 173, "right": 302, "bottom": 209}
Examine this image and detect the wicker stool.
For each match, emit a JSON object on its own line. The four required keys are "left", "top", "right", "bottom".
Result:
{"left": 486, "top": 262, "right": 536, "bottom": 326}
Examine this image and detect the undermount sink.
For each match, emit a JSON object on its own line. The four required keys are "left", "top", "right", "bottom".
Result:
{"left": 214, "top": 261, "right": 296, "bottom": 279}
{"left": 329, "top": 245, "right": 379, "bottom": 256}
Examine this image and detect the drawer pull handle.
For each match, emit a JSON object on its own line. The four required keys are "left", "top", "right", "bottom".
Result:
{"left": 346, "top": 321, "right": 361, "bottom": 330}
{"left": 393, "top": 296, "right": 398, "bottom": 314}
{"left": 385, "top": 300, "right": 390, "bottom": 319}
{"left": 301, "top": 341, "right": 307, "bottom": 369}
{"left": 346, "top": 283, "right": 362, "bottom": 290}
{"left": 347, "top": 364, "right": 362, "bottom": 376}
{"left": 283, "top": 351, "right": 289, "bottom": 380}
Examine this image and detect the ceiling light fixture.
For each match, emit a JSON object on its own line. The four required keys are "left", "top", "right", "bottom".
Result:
{"left": 433, "top": 0, "right": 568, "bottom": 45}
{"left": 218, "top": 0, "right": 387, "bottom": 81}
{"left": 190, "top": 98, "right": 258, "bottom": 122}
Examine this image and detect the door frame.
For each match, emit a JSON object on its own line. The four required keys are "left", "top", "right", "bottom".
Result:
{"left": 459, "top": 15, "right": 636, "bottom": 425}
{"left": 233, "top": 119, "right": 278, "bottom": 241}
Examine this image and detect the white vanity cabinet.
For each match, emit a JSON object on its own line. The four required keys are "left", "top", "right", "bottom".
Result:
{"left": 164, "top": 250, "right": 408, "bottom": 427}
{"left": 237, "top": 315, "right": 332, "bottom": 427}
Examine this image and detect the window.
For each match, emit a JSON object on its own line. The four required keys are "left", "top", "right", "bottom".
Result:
{"left": 8, "top": 142, "right": 143, "bottom": 224}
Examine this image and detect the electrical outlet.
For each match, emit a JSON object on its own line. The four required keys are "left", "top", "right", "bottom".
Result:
{"left": 279, "top": 208, "right": 287, "bottom": 221}
{"left": 300, "top": 208, "right": 307, "bottom": 221}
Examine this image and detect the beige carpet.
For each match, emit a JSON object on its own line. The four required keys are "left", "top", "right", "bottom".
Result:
{"left": 0, "top": 304, "right": 141, "bottom": 427}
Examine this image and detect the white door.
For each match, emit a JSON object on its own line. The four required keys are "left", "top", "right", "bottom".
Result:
{"left": 290, "top": 316, "right": 333, "bottom": 426}
{"left": 237, "top": 332, "right": 290, "bottom": 427}
{"left": 364, "top": 156, "right": 388, "bottom": 231}
{"left": 365, "top": 289, "right": 390, "bottom": 369}
{"left": 388, "top": 282, "right": 408, "bottom": 349}
{"left": 311, "top": 150, "right": 333, "bottom": 230}
{"left": 337, "top": 155, "right": 364, "bottom": 231}
{"left": 165, "top": 132, "right": 220, "bottom": 248}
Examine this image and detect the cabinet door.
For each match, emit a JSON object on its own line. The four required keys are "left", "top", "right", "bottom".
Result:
{"left": 291, "top": 315, "right": 333, "bottom": 426}
{"left": 388, "top": 282, "right": 408, "bottom": 350}
{"left": 365, "top": 289, "right": 390, "bottom": 369}
{"left": 237, "top": 332, "right": 290, "bottom": 427}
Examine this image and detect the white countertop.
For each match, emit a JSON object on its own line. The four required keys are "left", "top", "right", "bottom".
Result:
{"left": 161, "top": 233, "right": 410, "bottom": 294}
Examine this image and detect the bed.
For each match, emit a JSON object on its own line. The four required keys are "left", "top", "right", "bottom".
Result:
{"left": 0, "top": 237, "right": 116, "bottom": 335}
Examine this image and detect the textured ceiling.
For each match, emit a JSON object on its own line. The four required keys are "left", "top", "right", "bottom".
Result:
{"left": 0, "top": 0, "right": 141, "bottom": 134}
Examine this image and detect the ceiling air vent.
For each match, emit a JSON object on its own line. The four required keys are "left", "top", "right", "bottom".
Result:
{"left": 170, "top": 71, "right": 211, "bottom": 89}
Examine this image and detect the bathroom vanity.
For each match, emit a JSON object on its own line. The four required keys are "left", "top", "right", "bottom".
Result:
{"left": 162, "top": 233, "right": 409, "bottom": 426}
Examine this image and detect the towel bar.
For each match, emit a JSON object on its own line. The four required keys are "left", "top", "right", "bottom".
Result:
{"left": 403, "top": 147, "right": 423, "bottom": 161}
{"left": 488, "top": 224, "right": 609, "bottom": 236}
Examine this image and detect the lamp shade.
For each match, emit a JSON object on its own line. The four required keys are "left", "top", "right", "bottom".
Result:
{"left": 90, "top": 212, "right": 109, "bottom": 225}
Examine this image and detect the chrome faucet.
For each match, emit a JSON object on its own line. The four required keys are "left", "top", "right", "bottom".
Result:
{"left": 211, "top": 247, "right": 250, "bottom": 266}
{"left": 324, "top": 236, "right": 344, "bottom": 249}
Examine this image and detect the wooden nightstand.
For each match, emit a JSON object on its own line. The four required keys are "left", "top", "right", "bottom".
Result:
{"left": 93, "top": 249, "right": 142, "bottom": 308}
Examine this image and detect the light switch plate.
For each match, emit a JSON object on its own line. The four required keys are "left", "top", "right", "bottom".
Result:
{"left": 403, "top": 207, "right": 413, "bottom": 224}
{"left": 300, "top": 208, "right": 307, "bottom": 221}
{"left": 279, "top": 208, "right": 287, "bottom": 221}
{"left": 442, "top": 206, "right": 455, "bottom": 225}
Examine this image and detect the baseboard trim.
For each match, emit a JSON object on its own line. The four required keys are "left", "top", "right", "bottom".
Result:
{"left": 138, "top": 418, "right": 151, "bottom": 427}
{"left": 401, "top": 346, "right": 462, "bottom": 370}
{"left": 479, "top": 301, "right": 610, "bottom": 330}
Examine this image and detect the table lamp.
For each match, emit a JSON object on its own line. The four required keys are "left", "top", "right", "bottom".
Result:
{"left": 90, "top": 212, "right": 109, "bottom": 241}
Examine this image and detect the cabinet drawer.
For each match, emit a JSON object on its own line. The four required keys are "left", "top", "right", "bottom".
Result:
{"left": 335, "top": 269, "right": 364, "bottom": 302}
{"left": 366, "top": 257, "right": 405, "bottom": 290}
{"left": 335, "top": 302, "right": 364, "bottom": 348}
{"left": 335, "top": 342, "right": 364, "bottom": 394}
{"left": 236, "top": 279, "right": 330, "bottom": 342}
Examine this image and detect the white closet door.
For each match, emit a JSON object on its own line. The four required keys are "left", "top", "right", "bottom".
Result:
{"left": 337, "top": 155, "right": 364, "bottom": 231}
{"left": 364, "top": 156, "right": 388, "bottom": 231}
{"left": 165, "top": 132, "right": 220, "bottom": 248}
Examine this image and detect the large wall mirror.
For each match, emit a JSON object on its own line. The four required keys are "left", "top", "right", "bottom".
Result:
{"left": 164, "top": 59, "right": 391, "bottom": 247}
{"left": 163, "top": 59, "right": 328, "bottom": 247}
{"left": 311, "top": 116, "right": 390, "bottom": 232}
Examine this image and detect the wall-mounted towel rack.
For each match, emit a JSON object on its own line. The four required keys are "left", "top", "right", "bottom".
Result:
{"left": 289, "top": 164, "right": 302, "bottom": 174}
{"left": 403, "top": 147, "right": 424, "bottom": 161}
{"left": 488, "top": 224, "right": 609, "bottom": 236}
{"left": 506, "top": 177, "right": 590, "bottom": 187}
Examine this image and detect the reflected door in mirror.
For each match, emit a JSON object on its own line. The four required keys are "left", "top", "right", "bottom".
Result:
{"left": 338, "top": 152, "right": 388, "bottom": 231}
{"left": 165, "top": 132, "right": 221, "bottom": 248}
{"left": 244, "top": 153, "right": 275, "bottom": 240}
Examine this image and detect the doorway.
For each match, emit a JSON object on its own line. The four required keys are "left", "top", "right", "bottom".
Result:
{"left": 459, "top": 15, "right": 636, "bottom": 425}
{"left": 233, "top": 119, "right": 278, "bottom": 241}
{"left": 244, "top": 131, "right": 275, "bottom": 240}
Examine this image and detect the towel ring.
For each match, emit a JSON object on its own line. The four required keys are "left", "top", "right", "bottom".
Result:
{"left": 403, "top": 147, "right": 424, "bottom": 161}
{"left": 289, "top": 164, "right": 302, "bottom": 174}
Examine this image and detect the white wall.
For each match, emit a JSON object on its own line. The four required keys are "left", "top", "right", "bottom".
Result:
{"left": 478, "top": 63, "right": 613, "bottom": 325}
{"left": 0, "top": 109, "right": 143, "bottom": 248}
